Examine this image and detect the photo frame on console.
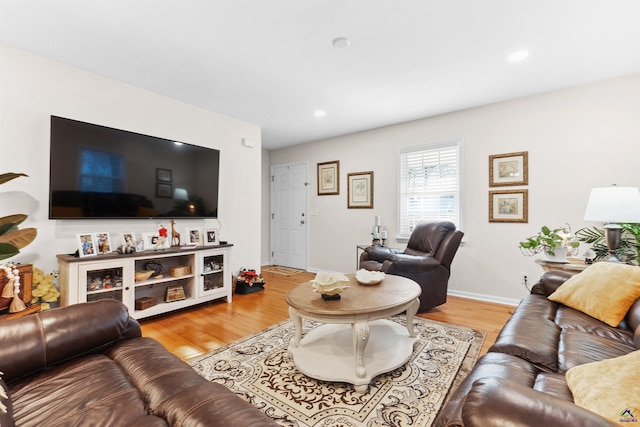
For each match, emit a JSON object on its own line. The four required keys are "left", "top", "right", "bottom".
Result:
{"left": 489, "top": 189, "right": 528, "bottom": 223}
{"left": 489, "top": 151, "right": 528, "bottom": 187}
{"left": 347, "top": 171, "right": 374, "bottom": 209}
{"left": 186, "top": 228, "right": 202, "bottom": 245}
{"left": 77, "top": 233, "right": 97, "bottom": 257}
{"left": 93, "top": 232, "right": 112, "bottom": 255}
{"left": 204, "top": 228, "right": 219, "bottom": 246}
{"left": 317, "top": 160, "right": 340, "bottom": 195}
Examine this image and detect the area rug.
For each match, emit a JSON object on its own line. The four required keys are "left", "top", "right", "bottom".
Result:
{"left": 262, "top": 266, "right": 305, "bottom": 276}
{"left": 189, "top": 316, "right": 484, "bottom": 427}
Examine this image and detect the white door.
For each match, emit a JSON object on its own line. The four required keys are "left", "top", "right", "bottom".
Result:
{"left": 271, "top": 162, "right": 308, "bottom": 269}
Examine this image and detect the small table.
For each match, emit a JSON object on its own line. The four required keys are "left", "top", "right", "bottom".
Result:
{"left": 535, "top": 257, "right": 589, "bottom": 274}
{"left": 286, "top": 274, "right": 421, "bottom": 392}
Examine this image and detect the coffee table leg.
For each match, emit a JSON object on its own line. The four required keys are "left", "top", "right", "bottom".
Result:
{"left": 289, "top": 306, "right": 303, "bottom": 347}
{"left": 352, "top": 319, "right": 370, "bottom": 383}
{"left": 405, "top": 298, "right": 420, "bottom": 338}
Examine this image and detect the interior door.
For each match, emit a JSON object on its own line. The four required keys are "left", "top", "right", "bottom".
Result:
{"left": 271, "top": 162, "right": 308, "bottom": 269}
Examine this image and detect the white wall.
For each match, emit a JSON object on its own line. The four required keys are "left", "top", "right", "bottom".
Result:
{"left": 0, "top": 45, "right": 262, "bottom": 276}
{"left": 266, "top": 73, "right": 640, "bottom": 304}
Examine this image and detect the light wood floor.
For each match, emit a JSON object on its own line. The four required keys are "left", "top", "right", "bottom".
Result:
{"left": 140, "top": 269, "right": 515, "bottom": 362}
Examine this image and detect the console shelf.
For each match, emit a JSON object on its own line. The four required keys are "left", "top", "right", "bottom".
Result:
{"left": 58, "top": 244, "right": 233, "bottom": 319}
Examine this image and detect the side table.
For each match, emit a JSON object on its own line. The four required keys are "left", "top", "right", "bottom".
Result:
{"left": 535, "top": 257, "right": 589, "bottom": 275}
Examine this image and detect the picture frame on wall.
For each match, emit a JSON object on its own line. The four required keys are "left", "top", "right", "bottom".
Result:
{"left": 77, "top": 233, "right": 97, "bottom": 257}
{"left": 489, "top": 151, "right": 528, "bottom": 187}
{"left": 317, "top": 160, "right": 340, "bottom": 195}
{"left": 489, "top": 189, "right": 528, "bottom": 223}
{"left": 156, "top": 182, "right": 172, "bottom": 198}
{"left": 156, "top": 168, "right": 172, "bottom": 182}
{"left": 93, "top": 232, "right": 111, "bottom": 255}
{"left": 347, "top": 171, "right": 374, "bottom": 209}
{"left": 204, "top": 228, "right": 219, "bottom": 246}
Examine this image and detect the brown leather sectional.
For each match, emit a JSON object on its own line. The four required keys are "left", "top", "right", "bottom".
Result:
{"left": 434, "top": 271, "right": 639, "bottom": 426}
{"left": 0, "top": 300, "right": 278, "bottom": 427}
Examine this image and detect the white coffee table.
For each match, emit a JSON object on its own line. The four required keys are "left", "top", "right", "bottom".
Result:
{"left": 286, "top": 274, "right": 421, "bottom": 392}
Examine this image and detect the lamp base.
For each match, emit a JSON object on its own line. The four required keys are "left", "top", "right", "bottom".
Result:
{"left": 604, "top": 224, "right": 622, "bottom": 263}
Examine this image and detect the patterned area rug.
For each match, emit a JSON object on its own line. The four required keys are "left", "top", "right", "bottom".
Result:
{"left": 190, "top": 316, "right": 484, "bottom": 427}
{"left": 262, "top": 266, "right": 305, "bottom": 276}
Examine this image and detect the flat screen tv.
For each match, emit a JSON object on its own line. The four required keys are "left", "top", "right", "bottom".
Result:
{"left": 49, "top": 116, "right": 220, "bottom": 219}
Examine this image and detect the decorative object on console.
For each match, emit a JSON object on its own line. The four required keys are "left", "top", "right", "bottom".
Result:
{"left": 317, "top": 160, "right": 340, "bottom": 195}
{"left": 165, "top": 284, "right": 186, "bottom": 302}
{"left": 347, "top": 171, "right": 373, "bottom": 209}
{"left": 489, "top": 189, "right": 528, "bottom": 223}
{"left": 489, "top": 151, "right": 528, "bottom": 187}
{"left": 94, "top": 232, "right": 111, "bottom": 254}
{"left": 186, "top": 228, "right": 202, "bottom": 245}
{"left": 519, "top": 224, "right": 580, "bottom": 262}
{"left": 135, "top": 296, "right": 157, "bottom": 310}
{"left": 30, "top": 267, "right": 59, "bottom": 310}
{"left": 204, "top": 228, "right": 219, "bottom": 246}
{"left": 170, "top": 220, "right": 181, "bottom": 247}
{"left": 77, "top": 233, "right": 96, "bottom": 257}
{"left": 0, "top": 172, "right": 38, "bottom": 261}
{"left": 0, "top": 263, "right": 26, "bottom": 313}
{"left": 169, "top": 265, "right": 191, "bottom": 278}
{"left": 583, "top": 185, "right": 640, "bottom": 262}
{"left": 355, "top": 269, "right": 384, "bottom": 285}
{"left": 370, "top": 215, "right": 388, "bottom": 246}
{"left": 311, "top": 271, "right": 350, "bottom": 300}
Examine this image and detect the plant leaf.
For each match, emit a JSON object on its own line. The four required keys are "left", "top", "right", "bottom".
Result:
{"left": 0, "top": 173, "right": 28, "bottom": 185}
{"left": 0, "top": 242, "right": 19, "bottom": 260}
{"left": 0, "top": 214, "right": 28, "bottom": 228}
{"left": 0, "top": 228, "right": 37, "bottom": 249}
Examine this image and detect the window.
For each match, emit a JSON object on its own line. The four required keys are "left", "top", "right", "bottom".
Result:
{"left": 398, "top": 139, "right": 461, "bottom": 239}
{"left": 80, "top": 148, "right": 124, "bottom": 192}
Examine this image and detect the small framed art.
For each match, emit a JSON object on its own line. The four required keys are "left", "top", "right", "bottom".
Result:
{"left": 186, "top": 228, "right": 202, "bottom": 245}
{"left": 317, "top": 160, "right": 340, "bottom": 195}
{"left": 121, "top": 232, "right": 137, "bottom": 247}
{"left": 156, "top": 182, "right": 172, "bottom": 198}
{"left": 347, "top": 171, "right": 374, "bottom": 209}
{"left": 141, "top": 232, "right": 170, "bottom": 250}
{"left": 94, "top": 232, "right": 111, "bottom": 255}
{"left": 204, "top": 228, "right": 219, "bottom": 246}
{"left": 489, "top": 151, "right": 528, "bottom": 187}
{"left": 156, "top": 168, "right": 172, "bottom": 182}
{"left": 489, "top": 189, "right": 528, "bottom": 223}
{"left": 77, "top": 233, "right": 97, "bottom": 257}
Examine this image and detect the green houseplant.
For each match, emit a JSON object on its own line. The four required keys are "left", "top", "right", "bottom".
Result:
{"left": 575, "top": 223, "right": 639, "bottom": 265}
{"left": 0, "top": 172, "right": 38, "bottom": 260}
{"left": 519, "top": 224, "right": 579, "bottom": 260}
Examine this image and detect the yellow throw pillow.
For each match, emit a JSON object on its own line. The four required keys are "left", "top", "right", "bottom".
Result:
{"left": 548, "top": 262, "right": 640, "bottom": 327}
{"left": 566, "top": 350, "right": 640, "bottom": 425}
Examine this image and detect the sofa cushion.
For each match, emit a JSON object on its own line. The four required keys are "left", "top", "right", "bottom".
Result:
{"left": 566, "top": 350, "right": 640, "bottom": 425}
{"left": 548, "top": 262, "right": 640, "bottom": 327}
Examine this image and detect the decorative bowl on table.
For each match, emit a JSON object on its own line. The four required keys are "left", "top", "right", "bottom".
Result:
{"left": 311, "top": 271, "right": 350, "bottom": 299}
{"left": 355, "top": 269, "right": 385, "bottom": 285}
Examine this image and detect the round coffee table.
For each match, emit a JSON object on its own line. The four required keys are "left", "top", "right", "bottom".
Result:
{"left": 286, "top": 274, "right": 421, "bottom": 392}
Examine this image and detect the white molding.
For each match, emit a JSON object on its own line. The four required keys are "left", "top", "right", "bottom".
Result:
{"left": 447, "top": 289, "right": 520, "bottom": 306}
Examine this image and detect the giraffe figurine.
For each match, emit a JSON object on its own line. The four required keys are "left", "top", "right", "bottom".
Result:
{"left": 170, "top": 220, "right": 181, "bottom": 247}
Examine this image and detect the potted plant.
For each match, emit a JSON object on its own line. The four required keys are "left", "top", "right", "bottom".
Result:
{"left": 519, "top": 224, "right": 579, "bottom": 262}
{"left": 575, "top": 223, "right": 639, "bottom": 265}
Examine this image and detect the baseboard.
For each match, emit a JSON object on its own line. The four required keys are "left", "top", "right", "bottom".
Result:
{"left": 447, "top": 289, "right": 520, "bottom": 306}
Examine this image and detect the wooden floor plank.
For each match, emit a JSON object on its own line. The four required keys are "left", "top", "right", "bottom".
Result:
{"left": 140, "top": 269, "right": 514, "bottom": 361}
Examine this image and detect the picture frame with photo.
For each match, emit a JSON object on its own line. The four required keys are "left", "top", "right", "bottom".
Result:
{"left": 94, "top": 232, "right": 112, "bottom": 255}
{"left": 317, "top": 160, "right": 340, "bottom": 195}
{"left": 77, "top": 233, "right": 97, "bottom": 257}
{"left": 347, "top": 171, "right": 374, "bottom": 209}
{"left": 489, "top": 189, "right": 528, "bottom": 223}
{"left": 203, "top": 228, "right": 219, "bottom": 246}
{"left": 489, "top": 151, "right": 528, "bottom": 187}
{"left": 156, "top": 168, "right": 172, "bottom": 182}
{"left": 141, "top": 232, "right": 169, "bottom": 250}
{"left": 121, "top": 232, "right": 137, "bottom": 247}
{"left": 186, "top": 228, "right": 202, "bottom": 245}
{"left": 156, "top": 182, "right": 172, "bottom": 198}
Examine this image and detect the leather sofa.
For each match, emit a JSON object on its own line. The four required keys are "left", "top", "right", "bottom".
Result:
{"left": 434, "top": 271, "right": 639, "bottom": 427}
{"left": 0, "top": 300, "right": 278, "bottom": 427}
{"left": 359, "top": 221, "right": 463, "bottom": 312}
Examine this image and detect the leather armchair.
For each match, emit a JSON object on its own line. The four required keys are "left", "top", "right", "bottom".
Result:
{"left": 359, "top": 221, "right": 463, "bottom": 312}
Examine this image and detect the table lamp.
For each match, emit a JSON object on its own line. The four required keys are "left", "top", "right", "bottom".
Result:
{"left": 583, "top": 185, "right": 640, "bottom": 262}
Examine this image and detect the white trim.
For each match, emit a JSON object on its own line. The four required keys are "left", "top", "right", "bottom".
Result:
{"left": 447, "top": 289, "right": 520, "bottom": 306}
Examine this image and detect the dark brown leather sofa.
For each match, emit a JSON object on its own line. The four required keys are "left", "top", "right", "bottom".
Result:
{"left": 359, "top": 221, "right": 464, "bottom": 312}
{"left": 434, "top": 271, "right": 639, "bottom": 427}
{"left": 0, "top": 300, "right": 278, "bottom": 427}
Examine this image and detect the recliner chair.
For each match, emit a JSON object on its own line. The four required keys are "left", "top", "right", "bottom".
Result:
{"left": 359, "top": 221, "right": 463, "bottom": 312}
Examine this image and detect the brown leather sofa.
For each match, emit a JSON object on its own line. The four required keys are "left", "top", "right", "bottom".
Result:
{"left": 0, "top": 299, "right": 278, "bottom": 427}
{"left": 359, "top": 221, "right": 464, "bottom": 312}
{"left": 434, "top": 271, "right": 639, "bottom": 427}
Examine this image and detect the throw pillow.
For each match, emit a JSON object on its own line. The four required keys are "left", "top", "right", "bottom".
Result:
{"left": 566, "top": 350, "right": 640, "bottom": 425}
{"left": 548, "top": 262, "right": 640, "bottom": 327}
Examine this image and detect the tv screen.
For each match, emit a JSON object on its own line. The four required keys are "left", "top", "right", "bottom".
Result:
{"left": 49, "top": 116, "right": 220, "bottom": 219}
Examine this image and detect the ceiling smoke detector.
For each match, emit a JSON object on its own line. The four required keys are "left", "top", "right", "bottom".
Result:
{"left": 332, "top": 37, "right": 351, "bottom": 48}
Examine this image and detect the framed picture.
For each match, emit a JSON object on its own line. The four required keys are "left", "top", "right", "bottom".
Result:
{"left": 156, "top": 168, "right": 172, "bottom": 182}
{"left": 317, "top": 160, "right": 340, "bottom": 195}
{"left": 156, "top": 182, "right": 172, "bottom": 198}
{"left": 93, "top": 232, "right": 112, "bottom": 255}
{"left": 165, "top": 285, "right": 186, "bottom": 302}
{"left": 489, "top": 151, "right": 528, "bottom": 187}
{"left": 204, "top": 228, "right": 219, "bottom": 246}
{"left": 347, "top": 171, "right": 374, "bottom": 209}
{"left": 186, "top": 228, "right": 202, "bottom": 245}
{"left": 77, "top": 233, "right": 97, "bottom": 257}
{"left": 121, "top": 232, "right": 137, "bottom": 247}
{"left": 141, "top": 232, "right": 169, "bottom": 250}
{"left": 489, "top": 189, "right": 528, "bottom": 223}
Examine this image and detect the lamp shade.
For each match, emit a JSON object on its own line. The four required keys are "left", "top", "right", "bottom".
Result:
{"left": 173, "top": 188, "right": 189, "bottom": 200}
{"left": 583, "top": 186, "right": 640, "bottom": 223}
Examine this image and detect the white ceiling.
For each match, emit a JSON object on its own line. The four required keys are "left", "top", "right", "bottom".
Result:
{"left": 2, "top": 1, "right": 640, "bottom": 150}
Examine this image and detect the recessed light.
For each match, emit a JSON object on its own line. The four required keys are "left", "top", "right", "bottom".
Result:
{"left": 332, "top": 37, "right": 350, "bottom": 49}
{"left": 507, "top": 50, "right": 530, "bottom": 62}
{"left": 314, "top": 110, "right": 327, "bottom": 118}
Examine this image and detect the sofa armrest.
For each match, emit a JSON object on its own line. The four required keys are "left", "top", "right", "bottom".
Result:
{"left": 383, "top": 253, "right": 441, "bottom": 273}
{"left": 530, "top": 271, "right": 574, "bottom": 297}
{"left": 362, "top": 246, "right": 396, "bottom": 263}
{"left": 461, "top": 377, "right": 617, "bottom": 427}
{"left": 0, "top": 300, "right": 141, "bottom": 383}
